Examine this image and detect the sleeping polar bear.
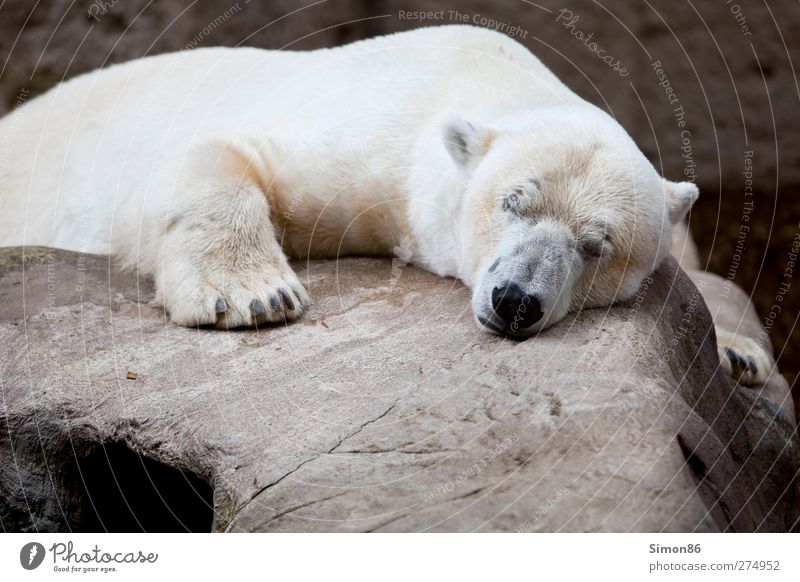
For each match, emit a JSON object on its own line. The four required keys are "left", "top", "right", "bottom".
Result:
{"left": 0, "top": 25, "right": 771, "bottom": 385}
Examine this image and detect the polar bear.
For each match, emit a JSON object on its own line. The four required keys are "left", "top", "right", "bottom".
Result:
{"left": 0, "top": 25, "right": 772, "bottom": 385}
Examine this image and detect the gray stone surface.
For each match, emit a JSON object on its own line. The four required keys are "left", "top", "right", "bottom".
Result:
{"left": 0, "top": 247, "right": 797, "bottom": 532}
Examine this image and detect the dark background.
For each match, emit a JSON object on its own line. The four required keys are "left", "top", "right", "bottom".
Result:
{"left": 1, "top": 0, "right": 797, "bottom": 390}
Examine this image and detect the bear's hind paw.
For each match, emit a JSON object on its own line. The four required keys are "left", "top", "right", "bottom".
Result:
{"left": 716, "top": 330, "right": 773, "bottom": 387}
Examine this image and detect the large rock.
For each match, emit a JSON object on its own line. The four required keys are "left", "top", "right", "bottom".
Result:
{"left": 0, "top": 248, "right": 796, "bottom": 532}
{"left": 1, "top": 0, "right": 797, "bottom": 416}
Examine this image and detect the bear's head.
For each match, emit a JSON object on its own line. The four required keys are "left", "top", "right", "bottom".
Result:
{"left": 440, "top": 108, "right": 698, "bottom": 339}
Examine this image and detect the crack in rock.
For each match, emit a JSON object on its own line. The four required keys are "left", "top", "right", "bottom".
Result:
{"left": 225, "top": 399, "right": 400, "bottom": 530}
{"left": 252, "top": 492, "right": 348, "bottom": 531}
{"left": 327, "top": 400, "right": 400, "bottom": 454}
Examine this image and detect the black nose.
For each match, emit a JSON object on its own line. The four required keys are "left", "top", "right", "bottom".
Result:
{"left": 491, "top": 283, "right": 543, "bottom": 332}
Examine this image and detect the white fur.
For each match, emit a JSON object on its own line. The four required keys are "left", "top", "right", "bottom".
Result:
{"left": 0, "top": 25, "right": 696, "bottom": 336}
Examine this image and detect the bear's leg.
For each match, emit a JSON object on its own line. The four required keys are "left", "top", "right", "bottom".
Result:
{"left": 715, "top": 327, "right": 774, "bottom": 386}
{"left": 156, "top": 140, "right": 310, "bottom": 328}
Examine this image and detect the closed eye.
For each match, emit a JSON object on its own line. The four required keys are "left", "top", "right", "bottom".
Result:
{"left": 502, "top": 189, "right": 524, "bottom": 214}
{"left": 502, "top": 197, "right": 516, "bottom": 213}
{"left": 502, "top": 184, "right": 539, "bottom": 217}
{"left": 582, "top": 234, "right": 613, "bottom": 259}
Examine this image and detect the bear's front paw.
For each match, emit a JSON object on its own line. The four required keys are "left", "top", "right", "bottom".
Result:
{"left": 162, "top": 265, "right": 311, "bottom": 329}
{"left": 717, "top": 331, "right": 773, "bottom": 386}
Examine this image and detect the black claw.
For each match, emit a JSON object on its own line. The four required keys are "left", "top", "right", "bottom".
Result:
{"left": 250, "top": 299, "right": 267, "bottom": 317}
{"left": 279, "top": 289, "right": 295, "bottom": 311}
{"left": 723, "top": 347, "right": 733, "bottom": 363}
{"left": 215, "top": 298, "right": 227, "bottom": 314}
{"left": 291, "top": 285, "right": 308, "bottom": 305}
{"left": 724, "top": 348, "right": 747, "bottom": 373}
{"left": 269, "top": 294, "right": 282, "bottom": 311}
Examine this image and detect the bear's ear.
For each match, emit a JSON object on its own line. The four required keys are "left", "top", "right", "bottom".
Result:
{"left": 440, "top": 114, "right": 495, "bottom": 168}
{"left": 664, "top": 179, "right": 699, "bottom": 224}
